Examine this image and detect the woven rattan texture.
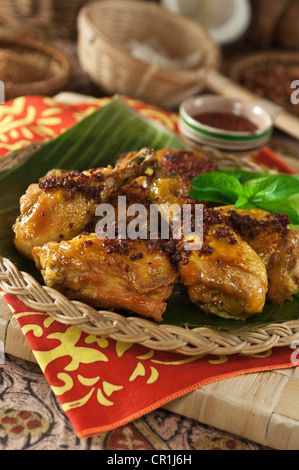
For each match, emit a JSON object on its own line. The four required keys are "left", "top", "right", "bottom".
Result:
{"left": 77, "top": 1, "right": 221, "bottom": 107}
{"left": 0, "top": 36, "right": 71, "bottom": 100}
{"left": 1, "top": 255, "right": 299, "bottom": 356}
{"left": 0, "top": 0, "right": 90, "bottom": 39}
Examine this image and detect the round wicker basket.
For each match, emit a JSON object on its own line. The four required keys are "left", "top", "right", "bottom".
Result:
{"left": 0, "top": 36, "right": 72, "bottom": 100}
{"left": 228, "top": 51, "right": 299, "bottom": 117}
{"left": 77, "top": 1, "right": 221, "bottom": 108}
{"left": 0, "top": 0, "right": 90, "bottom": 39}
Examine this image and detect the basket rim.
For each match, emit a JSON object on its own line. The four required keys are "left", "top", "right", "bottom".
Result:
{"left": 78, "top": 0, "right": 221, "bottom": 77}
{"left": 228, "top": 49, "right": 299, "bottom": 116}
{"left": 0, "top": 35, "right": 72, "bottom": 92}
{"left": 1, "top": 253, "right": 299, "bottom": 357}
{"left": 229, "top": 49, "right": 299, "bottom": 77}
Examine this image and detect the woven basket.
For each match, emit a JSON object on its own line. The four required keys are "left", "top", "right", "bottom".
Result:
{"left": 0, "top": 36, "right": 72, "bottom": 100}
{"left": 0, "top": 0, "right": 90, "bottom": 39}
{"left": 1, "top": 141, "right": 298, "bottom": 357}
{"left": 77, "top": 1, "right": 221, "bottom": 108}
{"left": 228, "top": 51, "right": 299, "bottom": 117}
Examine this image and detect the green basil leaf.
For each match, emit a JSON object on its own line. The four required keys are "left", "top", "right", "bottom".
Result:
{"left": 220, "top": 167, "right": 299, "bottom": 185}
{"left": 190, "top": 172, "right": 244, "bottom": 205}
{"left": 254, "top": 199, "right": 299, "bottom": 225}
{"left": 285, "top": 193, "right": 299, "bottom": 215}
{"left": 219, "top": 167, "right": 272, "bottom": 184}
{"left": 248, "top": 175, "right": 299, "bottom": 203}
{"left": 234, "top": 195, "right": 255, "bottom": 210}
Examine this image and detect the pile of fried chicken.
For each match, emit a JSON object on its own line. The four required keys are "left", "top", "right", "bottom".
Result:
{"left": 13, "top": 148, "right": 299, "bottom": 322}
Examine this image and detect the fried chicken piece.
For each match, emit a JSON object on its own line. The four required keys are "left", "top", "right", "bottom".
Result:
{"left": 13, "top": 148, "right": 161, "bottom": 259}
{"left": 32, "top": 234, "right": 178, "bottom": 322}
{"left": 217, "top": 206, "right": 299, "bottom": 304}
{"left": 149, "top": 177, "right": 268, "bottom": 319}
{"left": 177, "top": 227, "right": 268, "bottom": 320}
{"left": 110, "top": 148, "right": 217, "bottom": 233}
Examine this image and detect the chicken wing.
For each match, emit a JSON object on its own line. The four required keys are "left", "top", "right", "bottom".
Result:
{"left": 116, "top": 148, "right": 218, "bottom": 183}
{"left": 149, "top": 176, "right": 268, "bottom": 319}
{"left": 32, "top": 233, "right": 178, "bottom": 322}
{"left": 109, "top": 148, "right": 218, "bottom": 235}
{"left": 217, "top": 206, "right": 299, "bottom": 304}
{"left": 13, "top": 148, "right": 161, "bottom": 259}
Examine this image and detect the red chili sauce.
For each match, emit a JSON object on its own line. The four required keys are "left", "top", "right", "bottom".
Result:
{"left": 193, "top": 112, "right": 258, "bottom": 133}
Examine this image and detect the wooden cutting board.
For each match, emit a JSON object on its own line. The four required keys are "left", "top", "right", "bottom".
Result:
{"left": 1, "top": 296, "right": 299, "bottom": 450}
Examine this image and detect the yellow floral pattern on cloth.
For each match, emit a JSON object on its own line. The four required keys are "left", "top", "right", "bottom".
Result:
{"left": 0, "top": 95, "right": 179, "bottom": 157}
{"left": 0, "top": 96, "right": 109, "bottom": 154}
{"left": 14, "top": 312, "right": 202, "bottom": 411}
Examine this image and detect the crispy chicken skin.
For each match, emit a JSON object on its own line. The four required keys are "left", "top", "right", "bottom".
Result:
{"left": 32, "top": 234, "right": 178, "bottom": 322}
{"left": 155, "top": 149, "right": 218, "bottom": 183}
{"left": 217, "top": 206, "right": 299, "bottom": 304}
{"left": 149, "top": 176, "right": 268, "bottom": 319}
{"left": 178, "top": 228, "right": 268, "bottom": 319}
{"left": 13, "top": 181, "right": 98, "bottom": 260}
{"left": 13, "top": 148, "right": 161, "bottom": 259}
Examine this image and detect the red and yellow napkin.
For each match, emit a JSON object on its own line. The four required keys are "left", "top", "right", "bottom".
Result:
{"left": 0, "top": 95, "right": 296, "bottom": 438}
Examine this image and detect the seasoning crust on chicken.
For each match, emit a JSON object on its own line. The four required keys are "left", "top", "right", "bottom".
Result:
{"left": 13, "top": 147, "right": 299, "bottom": 323}
{"left": 32, "top": 234, "right": 178, "bottom": 322}
{"left": 148, "top": 176, "right": 268, "bottom": 320}
{"left": 13, "top": 148, "right": 161, "bottom": 259}
{"left": 217, "top": 206, "right": 299, "bottom": 305}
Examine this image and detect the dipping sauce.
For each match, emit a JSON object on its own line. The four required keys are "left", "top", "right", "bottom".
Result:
{"left": 193, "top": 112, "right": 258, "bottom": 133}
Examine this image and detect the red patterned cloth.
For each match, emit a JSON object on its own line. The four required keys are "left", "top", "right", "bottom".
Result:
{"left": 0, "top": 95, "right": 297, "bottom": 439}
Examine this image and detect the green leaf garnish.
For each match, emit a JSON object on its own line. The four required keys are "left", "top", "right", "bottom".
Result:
{"left": 190, "top": 172, "right": 244, "bottom": 205}
{"left": 190, "top": 169, "right": 299, "bottom": 224}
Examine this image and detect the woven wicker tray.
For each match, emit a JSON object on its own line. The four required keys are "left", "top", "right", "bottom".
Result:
{"left": 0, "top": 35, "right": 72, "bottom": 100}
{"left": 1, "top": 135, "right": 299, "bottom": 357}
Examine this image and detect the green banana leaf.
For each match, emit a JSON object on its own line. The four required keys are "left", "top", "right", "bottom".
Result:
{"left": 0, "top": 96, "right": 185, "bottom": 213}
{"left": 0, "top": 96, "right": 298, "bottom": 333}
{"left": 162, "top": 288, "right": 299, "bottom": 332}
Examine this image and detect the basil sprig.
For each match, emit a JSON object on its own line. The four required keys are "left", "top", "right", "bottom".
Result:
{"left": 190, "top": 170, "right": 299, "bottom": 225}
